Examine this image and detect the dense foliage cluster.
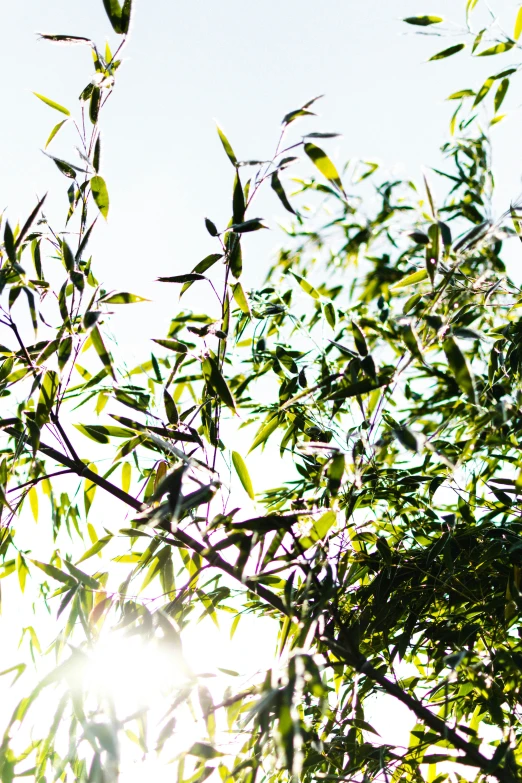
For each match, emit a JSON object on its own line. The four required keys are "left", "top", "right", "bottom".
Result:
{"left": 2, "top": 2, "right": 522, "bottom": 782}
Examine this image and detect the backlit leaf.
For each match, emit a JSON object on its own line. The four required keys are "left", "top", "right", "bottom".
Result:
{"left": 232, "top": 451, "right": 255, "bottom": 499}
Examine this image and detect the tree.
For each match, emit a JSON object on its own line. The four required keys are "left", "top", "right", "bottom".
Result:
{"left": 1, "top": 2, "right": 522, "bottom": 782}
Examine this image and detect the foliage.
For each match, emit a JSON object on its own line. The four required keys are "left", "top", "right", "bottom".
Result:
{"left": 2, "top": 2, "right": 522, "bottom": 783}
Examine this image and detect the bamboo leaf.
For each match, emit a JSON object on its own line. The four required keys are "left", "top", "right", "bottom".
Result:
{"left": 33, "top": 92, "right": 70, "bottom": 116}
{"left": 232, "top": 451, "right": 255, "bottom": 499}
{"left": 91, "top": 176, "right": 109, "bottom": 219}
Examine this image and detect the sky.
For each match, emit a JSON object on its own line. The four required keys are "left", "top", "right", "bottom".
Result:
{"left": 2, "top": 0, "right": 522, "bottom": 351}
{"left": 0, "top": 0, "right": 521, "bottom": 777}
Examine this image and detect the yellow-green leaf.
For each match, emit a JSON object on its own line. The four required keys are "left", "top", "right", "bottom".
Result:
{"left": 101, "top": 292, "right": 149, "bottom": 305}
{"left": 515, "top": 6, "right": 522, "bottom": 40}
{"left": 122, "top": 461, "right": 131, "bottom": 493}
{"left": 84, "top": 463, "right": 98, "bottom": 517}
{"left": 45, "top": 119, "right": 68, "bottom": 149}
{"left": 304, "top": 143, "right": 345, "bottom": 194}
{"left": 404, "top": 15, "right": 443, "bottom": 26}
{"left": 33, "top": 92, "right": 70, "bottom": 116}
{"left": 91, "top": 175, "right": 110, "bottom": 219}
{"left": 231, "top": 451, "right": 255, "bottom": 499}
{"left": 292, "top": 272, "right": 320, "bottom": 299}
{"left": 390, "top": 269, "right": 428, "bottom": 291}
{"left": 216, "top": 124, "right": 237, "bottom": 166}
{"left": 477, "top": 41, "right": 515, "bottom": 56}
{"left": 429, "top": 43, "right": 466, "bottom": 61}
{"left": 28, "top": 486, "right": 38, "bottom": 522}
{"left": 443, "top": 337, "right": 476, "bottom": 403}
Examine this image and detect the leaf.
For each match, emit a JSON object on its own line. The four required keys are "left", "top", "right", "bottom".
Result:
{"left": 447, "top": 89, "right": 475, "bottom": 100}
{"left": 231, "top": 281, "right": 251, "bottom": 315}
{"left": 328, "top": 376, "right": 388, "bottom": 401}
{"left": 28, "top": 487, "right": 38, "bottom": 522}
{"left": 233, "top": 171, "right": 245, "bottom": 224}
{"left": 91, "top": 325, "right": 116, "bottom": 379}
{"left": 205, "top": 218, "right": 218, "bottom": 236}
{"left": 102, "top": 0, "right": 123, "bottom": 33}
{"left": 101, "top": 292, "right": 148, "bottom": 304}
{"left": 473, "top": 76, "right": 494, "bottom": 107}
{"left": 45, "top": 120, "right": 68, "bottom": 149}
{"left": 232, "top": 452, "right": 255, "bottom": 499}
{"left": 231, "top": 219, "right": 267, "bottom": 233}
{"left": 352, "top": 321, "right": 368, "bottom": 357}
{"left": 33, "top": 92, "right": 70, "bottom": 116}
{"left": 44, "top": 152, "right": 88, "bottom": 178}
{"left": 304, "top": 142, "right": 345, "bottom": 195}
{"left": 390, "top": 269, "right": 428, "bottom": 290}
{"left": 76, "top": 535, "right": 112, "bottom": 564}
{"left": 443, "top": 337, "right": 476, "bottom": 403}
{"left": 216, "top": 124, "right": 237, "bottom": 166}
{"left": 515, "top": 6, "right": 522, "bottom": 40}
{"left": 36, "top": 370, "right": 59, "bottom": 426}
{"left": 324, "top": 301, "right": 336, "bottom": 329}
{"left": 429, "top": 43, "right": 466, "bottom": 60}
{"left": 271, "top": 172, "right": 296, "bottom": 215}
{"left": 163, "top": 388, "right": 179, "bottom": 425}
{"left": 292, "top": 272, "right": 320, "bottom": 299}
{"left": 91, "top": 176, "right": 109, "bottom": 219}
{"left": 188, "top": 742, "right": 224, "bottom": 760}
{"left": 121, "top": 0, "right": 133, "bottom": 34}
{"left": 63, "top": 560, "right": 100, "bottom": 589}
{"left": 153, "top": 338, "right": 189, "bottom": 354}
{"left": 404, "top": 16, "right": 443, "bottom": 26}
{"left": 477, "top": 41, "right": 515, "bottom": 56}
{"left": 31, "top": 560, "right": 76, "bottom": 586}
{"left": 494, "top": 78, "right": 509, "bottom": 113}
{"left": 158, "top": 274, "right": 206, "bottom": 284}
{"left": 202, "top": 357, "right": 236, "bottom": 412}
{"left": 249, "top": 415, "right": 280, "bottom": 452}
{"left": 84, "top": 463, "right": 98, "bottom": 517}
{"left": 122, "top": 461, "right": 132, "bottom": 493}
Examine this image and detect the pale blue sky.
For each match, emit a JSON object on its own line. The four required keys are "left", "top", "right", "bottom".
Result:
{"left": 2, "top": 0, "right": 522, "bottom": 346}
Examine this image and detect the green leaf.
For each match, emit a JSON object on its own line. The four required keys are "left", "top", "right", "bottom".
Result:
{"left": 231, "top": 219, "right": 267, "bottom": 233}
{"left": 202, "top": 357, "right": 236, "bottom": 412}
{"left": 390, "top": 268, "right": 428, "bottom": 291}
{"left": 152, "top": 338, "right": 189, "bottom": 354}
{"left": 404, "top": 15, "right": 443, "bottom": 26}
{"left": 45, "top": 119, "right": 68, "bottom": 149}
{"left": 352, "top": 321, "right": 368, "bottom": 356}
{"left": 91, "top": 176, "right": 109, "bottom": 219}
{"left": 477, "top": 41, "right": 515, "bottom": 56}
{"left": 205, "top": 218, "right": 218, "bottom": 236}
{"left": 31, "top": 560, "right": 76, "bottom": 586}
{"left": 216, "top": 124, "right": 237, "bottom": 166}
{"left": 494, "top": 78, "right": 509, "bottom": 113}
{"left": 101, "top": 292, "right": 148, "bottom": 304}
{"left": 443, "top": 337, "right": 476, "bottom": 403}
{"left": 429, "top": 43, "right": 466, "bottom": 60}
{"left": 232, "top": 451, "right": 255, "bottom": 499}
{"left": 304, "top": 142, "right": 345, "bottom": 194}
{"left": 158, "top": 273, "right": 206, "bottom": 284}
{"left": 249, "top": 415, "right": 280, "bottom": 452}
{"left": 91, "top": 325, "right": 116, "bottom": 379}
{"left": 102, "top": 0, "right": 123, "bottom": 33}
{"left": 84, "top": 463, "right": 98, "bottom": 517}
{"left": 233, "top": 171, "right": 245, "bottom": 224}
{"left": 33, "top": 92, "right": 70, "bottom": 116}
{"left": 76, "top": 535, "right": 112, "bottom": 564}
{"left": 328, "top": 376, "right": 388, "bottom": 401}
{"left": 64, "top": 560, "right": 100, "bottom": 589}
{"left": 121, "top": 0, "right": 133, "bottom": 34}
{"left": 36, "top": 370, "right": 59, "bottom": 426}
{"left": 231, "top": 281, "right": 250, "bottom": 314}
{"left": 188, "top": 742, "right": 224, "bottom": 760}
{"left": 324, "top": 301, "right": 336, "bottom": 329}
{"left": 271, "top": 172, "right": 296, "bottom": 215}
{"left": 447, "top": 89, "right": 475, "bottom": 100}
{"left": 473, "top": 76, "right": 495, "bottom": 107}
{"left": 163, "top": 388, "right": 179, "bottom": 425}
{"left": 292, "top": 272, "right": 320, "bottom": 299}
